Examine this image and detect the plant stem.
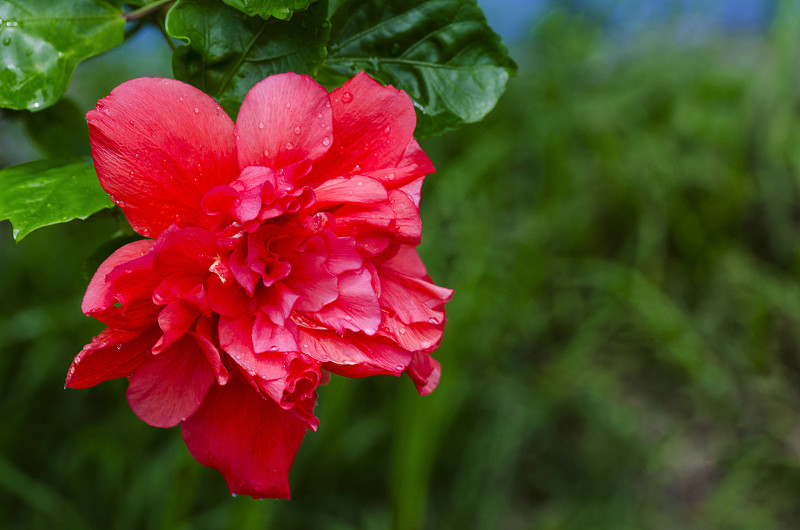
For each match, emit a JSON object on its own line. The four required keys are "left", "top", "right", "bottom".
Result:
{"left": 124, "top": 0, "right": 175, "bottom": 22}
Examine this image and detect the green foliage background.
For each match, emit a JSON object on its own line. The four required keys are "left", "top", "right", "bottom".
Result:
{"left": 4, "top": 4, "right": 800, "bottom": 529}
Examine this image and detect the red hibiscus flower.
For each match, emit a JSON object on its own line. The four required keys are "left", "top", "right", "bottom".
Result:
{"left": 65, "top": 72, "right": 452, "bottom": 499}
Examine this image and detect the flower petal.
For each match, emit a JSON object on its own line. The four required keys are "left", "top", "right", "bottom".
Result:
{"left": 181, "top": 377, "right": 308, "bottom": 499}
{"left": 82, "top": 240, "right": 159, "bottom": 329}
{"left": 312, "top": 268, "right": 381, "bottom": 334}
{"left": 406, "top": 351, "right": 441, "bottom": 396}
{"left": 126, "top": 335, "right": 216, "bottom": 428}
{"left": 87, "top": 77, "right": 238, "bottom": 237}
{"left": 65, "top": 326, "right": 160, "bottom": 389}
{"left": 295, "top": 326, "right": 412, "bottom": 377}
{"left": 236, "top": 73, "right": 333, "bottom": 172}
{"left": 306, "top": 72, "right": 417, "bottom": 186}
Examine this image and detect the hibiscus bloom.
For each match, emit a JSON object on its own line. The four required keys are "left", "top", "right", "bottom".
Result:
{"left": 65, "top": 72, "right": 452, "bottom": 499}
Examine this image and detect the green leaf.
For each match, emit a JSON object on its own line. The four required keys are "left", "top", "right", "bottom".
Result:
{"left": 322, "top": 0, "right": 517, "bottom": 137}
{"left": 166, "top": 0, "right": 330, "bottom": 117}
{"left": 0, "top": 158, "right": 114, "bottom": 241}
{"left": 221, "top": 0, "right": 316, "bottom": 20}
{"left": 0, "top": 0, "right": 125, "bottom": 112}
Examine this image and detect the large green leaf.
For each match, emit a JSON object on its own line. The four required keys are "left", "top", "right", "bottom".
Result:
{"left": 0, "top": 0, "right": 125, "bottom": 112}
{"left": 0, "top": 158, "right": 113, "bottom": 241}
{"left": 321, "top": 0, "right": 517, "bottom": 137}
{"left": 166, "top": 0, "right": 329, "bottom": 117}
{"left": 221, "top": 0, "right": 316, "bottom": 20}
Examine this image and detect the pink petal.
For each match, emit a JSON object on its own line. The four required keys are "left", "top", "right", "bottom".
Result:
{"left": 82, "top": 240, "right": 160, "bottom": 329}
{"left": 126, "top": 335, "right": 216, "bottom": 428}
{"left": 378, "top": 315, "right": 445, "bottom": 353}
{"left": 257, "top": 281, "right": 301, "bottom": 327}
{"left": 207, "top": 274, "right": 248, "bottom": 317}
{"left": 378, "top": 271, "right": 452, "bottom": 325}
{"left": 382, "top": 244, "right": 429, "bottom": 278}
{"left": 320, "top": 231, "right": 363, "bottom": 276}
{"left": 295, "top": 326, "right": 412, "bottom": 377}
{"left": 378, "top": 246, "right": 453, "bottom": 325}
{"left": 190, "top": 330, "right": 229, "bottom": 385}
{"left": 252, "top": 312, "right": 299, "bottom": 354}
{"left": 152, "top": 301, "right": 199, "bottom": 354}
{"left": 181, "top": 377, "right": 308, "bottom": 499}
{"left": 65, "top": 326, "right": 160, "bottom": 389}
{"left": 236, "top": 73, "right": 333, "bottom": 172}
{"left": 387, "top": 189, "right": 422, "bottom": 244}
{"left": 87, "top": 77, "right": 238, "bottom": 237}
{"left": 153, "top": 226, "right": 218, "bottom": 277}
{"left": 406, "top": 351, "right": 441, "bottom": 396}
{"left": 307, "top": 72, "right": 416, "bottom": 185}
{"left": 283, "top": 236, "right": 339, "bottom": 312}
{"left": 312, "top": 176, "right": 387, "bottom": 208}
{"left": 312, "top": 268, "right": 381, "bottom": 334}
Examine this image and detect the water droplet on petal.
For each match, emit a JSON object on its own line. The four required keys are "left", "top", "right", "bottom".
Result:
{"left": 194, "top": 107, "right": 200, "bottom": 114}
{"left": 179, "top": 96, "right": 183, "bottom": 102}
{"left": 116, "top": 344, "right": 123, "bottom": 350}
{"left": 353, "top": 164, "right": 361, "bottom": 173}
{"left": 294, "top": 126, "right": 301, "bottom": 135}
{"left": 258, "top": 122, "right": 264, "bottom": 129}
{"left": 388, "top": 173, "right": 396, "bottom": 180}
{"left": 383, "top": 126, "right": 391, "bottom": 136}
{"left": 285, "top": 142, "right": 294, "bottom": 150}
{"left": 317, "top": 112, "right": 323, "bottom": 119}
{"left": 428, "top": 317, "right": 438, "bottom": 324}
{"left": 356, "top": 180, "right": 363, "bottom": 187}
{"left": 399, "top": 328, "right": 406, "bottom": 335}
{"left": 325, "top": 101, "right": 331, "bottom": 108}
{"left": 263, "top": 149, "right": 269, "bottom": 157}
{"left": 269, "top": 345, "right": 278, "bottom": 351}
{"left": 395, "top": 364, "right": 405, "bottom": 371}
{"left": 285, "top": 102, "right": 292, "bottom": 109}
{"left": 322, "top": 136, "right": 330, "bottom": 147}
{"left": 341, "top": 92, "right": 353, "bottom": 103}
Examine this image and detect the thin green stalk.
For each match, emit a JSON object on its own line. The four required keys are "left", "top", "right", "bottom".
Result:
{"left": 124, "top": 0, "right": 175, "bottom": 22}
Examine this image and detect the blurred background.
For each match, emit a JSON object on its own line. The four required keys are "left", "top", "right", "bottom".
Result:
{"left": 3, "top": 0, "right": 800, "bottom": 528}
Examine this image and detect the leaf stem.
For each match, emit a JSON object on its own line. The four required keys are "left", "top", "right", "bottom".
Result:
{"left": 124, "top": 0, "right": 175, "bottom": 22}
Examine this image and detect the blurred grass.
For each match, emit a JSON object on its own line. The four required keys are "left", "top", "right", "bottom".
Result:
{"left": 5, "top": 4, "right": 800, "bottom": 529}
